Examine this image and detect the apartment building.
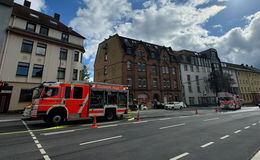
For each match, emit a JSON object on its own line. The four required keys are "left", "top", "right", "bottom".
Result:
{"left": 0, "top": 1, "right": 85, "bottom": 112}
{"left": 227, "top": 63, "right": 260, "bottom": 104}
{"left": 175, "top": 50, "right": 216, "bottom": 106}
{"left": 94, "top": 34, "right": 182, "bottom": 104}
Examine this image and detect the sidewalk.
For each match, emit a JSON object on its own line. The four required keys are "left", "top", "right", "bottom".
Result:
{"left": 0, "top": 112, "right": 22, "bottom": 121}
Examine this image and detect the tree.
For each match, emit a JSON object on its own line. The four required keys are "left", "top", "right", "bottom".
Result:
{"left": 80, "top": 65, "right": 90, "bottom": 81}
{"left": 207, "top": 71, "right": 235, "bottom": 93}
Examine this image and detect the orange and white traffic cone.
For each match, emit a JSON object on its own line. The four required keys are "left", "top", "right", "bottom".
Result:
{"left": 91, "top": 116, "right": 98, "bottom": 128}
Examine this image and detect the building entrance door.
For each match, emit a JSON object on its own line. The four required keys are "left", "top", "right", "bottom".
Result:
{"left": 0, "top": 93, "right": 11, "bottom": 113}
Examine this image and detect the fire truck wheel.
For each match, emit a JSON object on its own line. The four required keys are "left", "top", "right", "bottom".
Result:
{"left": 105, "top": 110, "right": 115, "bottom": 121}
{"left": 49, "top": 113, "right": 64, "bottom": 126}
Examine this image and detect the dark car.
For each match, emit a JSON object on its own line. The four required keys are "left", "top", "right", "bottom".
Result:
{"left": 129, "top": 105, "right": 138, "bottom": 111}
{"left": 256, "top": 103, "right": 260, "bottom": 108}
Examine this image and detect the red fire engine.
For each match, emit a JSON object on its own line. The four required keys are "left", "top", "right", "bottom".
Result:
{"left": 23, "top": 81, "right": 129, "bottom": 125}
{"left": 218, "top": 92, "right": 241, "bottom": 110}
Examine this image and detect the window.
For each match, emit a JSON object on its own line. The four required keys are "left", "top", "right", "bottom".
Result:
{"left": 16, "top": 62, "right": 29, "bottom": 76}
{"left": 57, "top": 67, "right": 65, "bottom": 79}
{"left": 43, "top": 87, "right": 58, "bottom": 97}
{"left": 162, "top": 66, "right": 169, "bottom": 74}
{"left": 65, "top": 87, "right": 71, "bottom": 98}
{"left": 32, "top": 64, "right": 43, "bottom": 77}
{"left": 196, "top": 75, "right": 199, "bottom": 85}
{"left": 152, "top": 80, "right": 157, "bottom": 88}
{"left": 127, "top": 78, "right": 132, "bottom": 86}
{"left": 187, "top": 75, "right": 192, "bottom": 92}
{"left": 196, "top": 66, "right": 199, "bottom": 72}
{"left": 142, "top": 63, "right": 146, "bottom": 71}
{"left": 152, "top": 64, "right": 157, "bottom": 73}
{"left": 74, "top": 51, "right": 79, "bottom": 62}
{"left": 138, "top": 63, "right": 141, "bottom": 71}
{"left": 173, "top": 80, "right": 177, "bottom": 89}
{"left": 21, "top": 40, "right": 33, "bottom": 53}
{"left": 80, "top": 53, "right": 83, "bottom": 63}
{"left": 138, "top": 78, "right": 146, "bottom": 88}
{"left": 73, "top": 87, "right": 83, "bottom": 99}
{"left": 184, "top": 64, "right": 188, "bottom": 71}
{"left": 189, "top": 97, "right": 195, "bottom": 105}
{"left": 104, "top": 52, "right": 108, "bottom": 61}
{"left": 26, "top": 22, "right": 36, "bottom": 32}
{"left": 139, "top": 50, "right": 145, "bottom": 57}
{"left": 172, "top": 67, "right": 176, "bottom": 75}
{"left": 36, "top": 43, "right": 47, "bottom": 56}
{"left": 19, "top": 89, "right": 33, "bottom": 102}
{"left": 197, "top": 86, "right": 201, "bottom": 93}
{"left": 60, "top": 48, "right": 68, "bottom": 60}
{"left": 61, "top": 33, "right": 69, "bottom": 42}
{"left": 151, "top": 52, "right": 156, "bottom": 58}
{"left": 73, "top": 69, "right": 78, "bottom": 80}
{"left": 126, "top": 48, "right": 132, "bottom": 55}
{"left": 190, "top": 65, "right": 194, "bottom": 72}
{"left": 127, "top": 61, "right": 132, "bottom": 71}
{"left": 39, "top": 26, "right": 49, "bottom": 36}
{"left": 107, "top": 92, "right": 117, "bottom": 105}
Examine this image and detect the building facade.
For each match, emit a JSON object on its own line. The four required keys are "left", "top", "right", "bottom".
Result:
{"left": 176, "top": 50, "right": 216, "bottom": 106}
{"left": 94, "top": 34, "right": 182, "bottom": 105}
{"left": 0, "top": 1, "right": 85, "bottom": 112}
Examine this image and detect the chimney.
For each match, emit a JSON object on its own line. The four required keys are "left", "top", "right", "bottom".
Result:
{"left": 54, "top": 13, "right": 60, "bottom": 21}
{"left": 24, "top": 0, "right": 31, "bottom": 8}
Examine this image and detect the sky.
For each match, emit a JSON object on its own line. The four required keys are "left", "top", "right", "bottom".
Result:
{"left": 15, "top": 0, "right": 260, "bottom": 81}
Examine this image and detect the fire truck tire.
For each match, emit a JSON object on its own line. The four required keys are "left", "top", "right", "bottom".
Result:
{"left": 49, "top": 113, "right": 65, "bottom": 126}
{"left": 105, "top": 110, "right": 115, "bottom": 121}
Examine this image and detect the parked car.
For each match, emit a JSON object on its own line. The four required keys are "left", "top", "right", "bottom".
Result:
{"left": 256, "top": 103, "right": 260, "bottom": 108}
{"left": 153, "top": 102, "right": 165, "bottom": 109}
{"left": 165, "top": 101, "right": 187, "bottom": 110}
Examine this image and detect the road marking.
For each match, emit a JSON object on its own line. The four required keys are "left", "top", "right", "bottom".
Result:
{"left": 80, "top": 135, "right": 122, "bottom": 146}
{"left": 251, "top": 150, "right": 260, "bottom": 160}
{"left": 41, "top": 129, "right": 75, "bottom": 136}
{"left": 252, "top": 123, "right": 256, "bottom": 126}
{"left": 22, "top": 120, "right": 50, "bottom": 159}
{"left": 98, "top": 124, "right": 118, "bottom": 128}
{"left": 133, "top": 120, "right": 148, "bottom": 124}
{"left": 0, "top": 119, "right": 21, "bottom": 122}
{"left": 201, "top": 142, "right": 214, "bottom": 148}
{"left": 234, "top": 130, "right": 241, "bottom": 134}
{"left": 159, "top": 123, "right": 185, "bottom": 130}
{"left": 220, "top": 135, "right": 230, "bottom": 140}
{"left": 178, "top": 116, "right": 191, "bottom": 118}
{"left": 169, "top": 152, "right": 189, "bottom": 160}
{"left": 159, "top": 118, "right": 171, "bottom": 121}
{"left": 244, "top": 126, "right": 250, "bottom": 129}
{"left": 203, "top": 118, "right": 219, "bottom": 121}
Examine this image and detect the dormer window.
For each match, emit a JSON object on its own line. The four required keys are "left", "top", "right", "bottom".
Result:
{"left": 151, "top": 52, "right": 155, "bottom": 58}
{"left": 139, "top": 50, "right": 145, "bottom": 57}
{"left": 61, "top": 33, "right": 69, "bottom": 42}
{"left": 26, "top": 22, "right": 36, "bottom": 32}
{"left": 39, "top": 26, "right": 49, "bottom": 36}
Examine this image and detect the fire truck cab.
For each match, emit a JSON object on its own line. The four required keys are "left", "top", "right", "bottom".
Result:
{"left": 23, "top": 81, "right": 128, "bottom": 125}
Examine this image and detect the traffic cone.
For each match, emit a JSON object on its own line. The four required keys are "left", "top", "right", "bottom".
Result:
{"left": 136, "top": 110, "right": 141, "bottom": 122}
{"left": 195, "top": 109, "right": 199, "bottom": 115}
{"left": 91, "top": 117, "right": 98, "bottom": 128}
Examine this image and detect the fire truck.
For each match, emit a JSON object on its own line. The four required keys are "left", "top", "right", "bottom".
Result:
{"left": 23, "top": 81, "right": 129, "bottom": 125}
{"left": 218, "top": 92, "right": 241, "bottom": 110}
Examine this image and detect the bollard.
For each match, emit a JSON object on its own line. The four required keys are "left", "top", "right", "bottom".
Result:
{"left": 215, "top": 108, "right": 218, "bottom": 112}
{"left": 195, "top": 109, "right": 199, "bottom": 115}
{"left": 91, "top": 116, "right": 98, "bottom": 128}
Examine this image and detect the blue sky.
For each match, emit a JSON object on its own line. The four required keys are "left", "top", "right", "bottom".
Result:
{"left": 15, "top": 0, "right": 260, "bottom": 80}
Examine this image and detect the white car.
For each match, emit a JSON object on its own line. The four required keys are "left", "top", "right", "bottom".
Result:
{"left": 165, "top": 102, "right": 186, "bottom": 110}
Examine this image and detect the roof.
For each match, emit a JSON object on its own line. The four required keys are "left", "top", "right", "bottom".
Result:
{"left": 12, "top": 3, "right": 85, "bottom": 39}
{"left": 224, "top": 62, "right": 260, "bottom": 73}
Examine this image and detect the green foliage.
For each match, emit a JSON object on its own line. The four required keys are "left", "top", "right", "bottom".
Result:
{"left": 80, "top": 65, "right": 90, "bottom": 81}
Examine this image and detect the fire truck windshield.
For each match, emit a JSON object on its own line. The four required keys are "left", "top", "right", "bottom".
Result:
{"left": 43, "top": 87, "right": 58, "bottom": 98}
{"left": 32, "top": 87, "right": 44, "bottom": 99}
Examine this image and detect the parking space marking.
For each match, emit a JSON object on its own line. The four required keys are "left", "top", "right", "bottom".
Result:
{"left": 41, "top": 129, "right": 75, "bottom": 136}
{"left": 234, "top": 130, "right": 241, "bottom": 134}
{"left": 203, "top": 118, "right": 219, "bottom": 122}
{"left": 252, "top": 123, "right": 256, "bottom": 126}
{"left": 98, "top": 124, "right": 118, "bottom": 128}
{"left": 22, "top": 120, "right": 51, "bottom": 160}
{"left": 201, "top": 142, "right": 214, "bottom": 148}
{"left": 169, "top": 152, "right": 189, "bottom": 160}
{"left": 244, "top": 126, "right": 250, "bottom": 129}
{"left": 220, "top": 135, "right": 230, "bottom": 140}
{"left": 159, "top": 123, "right": 185, "bottom": 130}
{"left": 159, "top": 118, "right": 172, "bottom": 121}
{"left": 80, "top": 135, "right": 122, "bottom": 146}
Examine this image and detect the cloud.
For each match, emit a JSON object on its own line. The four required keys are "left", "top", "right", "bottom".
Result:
{"left": 14, "top": 0, "right": 46, "bottom": 11}
{"left": 212, "top": 24, "right": 222, "bottom": 28}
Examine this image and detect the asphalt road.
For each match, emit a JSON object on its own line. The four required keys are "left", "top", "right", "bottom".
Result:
{"left": 0, "top": 107, "right": 259, "bottom": 160}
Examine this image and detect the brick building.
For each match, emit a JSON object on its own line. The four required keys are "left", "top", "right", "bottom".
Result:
{"left": 94, "top": 34, "right": 182, "bottom": 104}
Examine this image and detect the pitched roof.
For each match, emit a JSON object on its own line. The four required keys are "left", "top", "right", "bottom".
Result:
{"left": 12, "top": 3, "right": 85, "bottom": 39}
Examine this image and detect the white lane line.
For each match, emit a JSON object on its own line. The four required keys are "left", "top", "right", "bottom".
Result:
{"left": 201, "top": 142, "right": 214, "bottom": 148}
{"left": 80, "top": 135, "right": 122, "bottom": 146}
{"left": 22, "top": 120, "right": 50, "bottom": 159}
{"left": 159, "top": 118, "right": 171, "bottom": 121}
{"left": 159, "top": 123, "right": 185, "bottom": 130}
{"left": 252, "top": 123, "right": 256, "bottom": 126}
{"left": 41, "top": 129, "right": 75, "bottom": 136}
{"left": 251, "top": 150, "right": 260, "bottom": 160}
{"left": 98, "top": 124, "right": 118, "bottom": 128}
{"left": 234, "top": 130, "right": 241, "bottom": 134}
{"left": 178, "top": 116, "right": 190, "bottom": 118}
{"left": 220, "top": 135, "right": 230, "bottom": 140}
{"left": 203, "top": 118, "right": 219, "bottom": 122}
{"left": 0, "top": 119, "right": 21, "bottom": 122}
{"left": 133, "top": 120, "right": 148, "bottom": 124}
{"left": 244, "top": 126, "right": 250, "bottom": 129}
{"left": 169, "top": 152, "right": 189, "bottom": 160}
